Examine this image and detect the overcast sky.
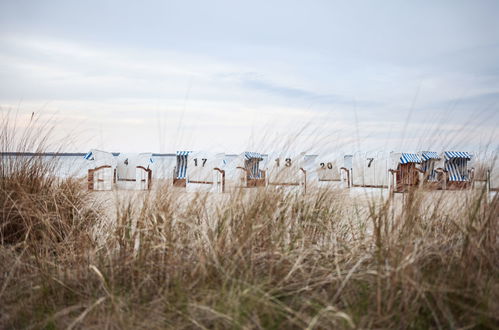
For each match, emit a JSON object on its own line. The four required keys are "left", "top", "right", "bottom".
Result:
{"left": 1, "top": 0, "right": 498, "bottom": 154}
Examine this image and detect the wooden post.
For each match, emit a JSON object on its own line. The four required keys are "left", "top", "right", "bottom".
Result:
{"left": 214, "top": 168, "right": 225, "bottom": 193}
{"left": 300, "top": 168, "right": 307, "bottom": 194}
{"left": 340, "top": 167, "right": 350, "bottom": 188}
{"left": 88, "top": 169, "right": 94, "bottom": 190}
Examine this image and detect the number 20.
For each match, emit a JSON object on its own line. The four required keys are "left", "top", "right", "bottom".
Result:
{"left": 320, "top": 162, "right": 333, "bottom": 169}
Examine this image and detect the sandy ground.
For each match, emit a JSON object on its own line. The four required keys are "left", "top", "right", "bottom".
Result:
{"left": 90, "top": 179, "right": 495, "bottom": 221}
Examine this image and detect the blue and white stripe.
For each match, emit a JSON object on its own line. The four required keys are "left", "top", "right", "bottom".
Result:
{"left": 421, "top": 151, "right": 439, "bottom": 161}
{"left": 399, "top": 153, "right": 421, "bottom": 164}
{"left": 84, "top": 151, "right": 94, "bottom": 160}
{"left": 420, "top": 151, "right": 439, "bottom": 181}
{"left": 444, "top": 151, "right": 471, "bottom": 160}
{"left": 244, "top": 152, "right": 263, "bottom": 160}
{"left": 445, "top": 158, "right": 469, "bottom": 182}
{"left": 175, "top": 151, "right": 191, "bottom": 179}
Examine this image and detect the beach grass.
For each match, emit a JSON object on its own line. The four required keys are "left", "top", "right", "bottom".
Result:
{"left": 1, "top": 114, "right": 498, "bottom": 329}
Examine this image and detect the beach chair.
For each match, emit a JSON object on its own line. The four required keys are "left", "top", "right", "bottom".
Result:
{"left": 116, "top": 153, "right": 153, "bottom": 190}
{"left": 315, "top": 153, "right": 346, "bottom": 188}
{"left": 389, "top": 152, "right": 422, "bottom": 193}
{"left": 85, "top": 149, "right": 117, "bottom": 191}
{"left": 150, "top": 153, "right": 176, "bottom": 181}
{"left": 437, "top": 151, "right": 473, "bottom": 190}
{"left": 224, "top": 152, "right": 266, "bottom": 189}
{"left": 418, "top": 151, "right": 441, "bottom": 189}
{"left": 266, "top": 152, "right": 307, "bottom": 193}
{"left": 185, "top": 151, "right": 226, "bottom": 192}
{"left": 351, "top": 151, "right": 389, "bottom": 188}
{"left": 173, "top": 151, "right": 191, "bottom": 187}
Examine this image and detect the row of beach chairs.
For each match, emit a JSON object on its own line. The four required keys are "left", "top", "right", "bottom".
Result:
{"left": 84, "top": 149, "right": 497, "bottom": 193}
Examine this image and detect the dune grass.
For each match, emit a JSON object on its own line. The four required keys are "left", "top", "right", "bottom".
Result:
{"left": 1, "top": 115, "right": 498, "bottom": 329}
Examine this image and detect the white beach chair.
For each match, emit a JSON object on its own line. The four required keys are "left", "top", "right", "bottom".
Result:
{"left": 185, "top": 151, "right": 226, "bottom": 192}
{"left": 352, "top": 151, "right": 389, "bottom": 188}
{"left": 85, "top": 149, "right": 117, "bottom": 191}
{"left": 150, "top": 153, "right": 176, "bottom": 181}
{"left": 116, "top": 153, "right": 153, "bottom": 190}
{"left": 266, "top": 152, "right": 307, "bottom": 193}
{"left": 314, "top": 153, "right": 346, "bottom": 188}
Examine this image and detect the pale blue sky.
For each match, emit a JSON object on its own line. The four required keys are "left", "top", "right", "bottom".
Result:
{"left": 0, "top": 0, "right": 498, "bottom": 153}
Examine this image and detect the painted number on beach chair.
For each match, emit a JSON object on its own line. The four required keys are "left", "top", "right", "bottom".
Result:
{"left": 320, "top": 162, "right": 333, "bottom": 169}
{"left": 275, "top": 158, "right": 292, "bottom": 167}
{"left": 367, "top": 158, "right": 374, "bottom": 167}
{"left": 193, "top": 158, "right": 208, "bottom": 167}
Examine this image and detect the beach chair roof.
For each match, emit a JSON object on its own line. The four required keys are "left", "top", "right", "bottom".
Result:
{"left": 176, "top": 151, "right": 192, "bottom": 156}
{"left": 420, "top": 151, "right": 440, "bottom": 161}
{"left": 84, "top": 149, "right": 117, "bottom": 166}
{"left": 444, "top": 151, "right": 471, "bottom": 160}
{"left": 400, "top": 153, "right": 421, "bottom": 164}
{"left": 244, "top": 152, "right": 263, "bottom": 160}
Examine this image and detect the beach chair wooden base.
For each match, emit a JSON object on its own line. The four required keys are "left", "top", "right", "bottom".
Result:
{"left": 352, "top": 184, "right": 389, "bottom": 189}
{"left": 173, "top": 178, "right": 186, "bottom": 187}
{"left": 421, "top": 181, "right": 442, "bottom": 191}
{"left": 446, "top": 181, "right": 471, "bottom": 190}
{"left": 247, "top": 178, "right": 266, "bottom": 187}
{"left": 268, "top": 182, "right": 301, "bottom": 186}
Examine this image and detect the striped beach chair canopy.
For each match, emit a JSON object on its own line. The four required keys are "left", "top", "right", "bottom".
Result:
{"left": 244, "top": 152, "right": 263, "bottom": 160}
{"left": 244, "top": 151, "right": 264, "bottom": 179}
{"left": 419, "top": 151, "right": 440, "bottom": 181}
{"left": 444, "top": 151, "right": 471, "bottom": 182}
{"left": 444, "top": 151, "right": 472, "bottom": 160}
{"left": 421, "top": 151, "right": 440, "bottom": 161}
{"left": 176, "top": 151, "right": 191, "bottom": 179}
{"left": 399, "top": 153, "right": 421, "bottom": 164}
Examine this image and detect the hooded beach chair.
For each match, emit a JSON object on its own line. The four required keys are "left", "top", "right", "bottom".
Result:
{"left": 315, "top": 153, "right": 348, "bottom": 188}
{"left": 389, "top": 152, "right": 422, "bottom": 193}
{"left": 418, "top": 151, "right": 441, "bottom": 188}
{"left": 173, "top": 151, "right": 191, "bottom": 187}
{"left": 185, "top": 151, "right": 226, "bottom": 192}
{"left": 85, "top": 149, "right": 117, "bottom": 191}
{"left": 116, "top": 153, "right": 153, "bottom": 190}
{"left": 438, "top": 151, "right": 473, "bottom": 190}
{"left": 351, "top": 151, "right": 389, "bottom": 188}
{"left": 266, "top": 152, "right": 308, "bottom": 193}
{"left": 224, "top": 152, "right": 266, "bottom": 189}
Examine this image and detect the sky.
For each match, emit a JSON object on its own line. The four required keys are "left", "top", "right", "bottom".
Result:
{"left": 0, "top": 0, "right": 498, "bottom": 154}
